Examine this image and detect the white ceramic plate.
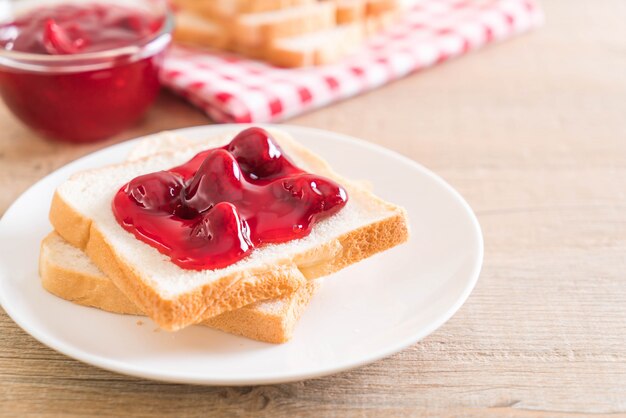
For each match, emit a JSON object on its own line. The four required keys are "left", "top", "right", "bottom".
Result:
{"left": 0, "top": 125, "right": 482, "bottom": 385}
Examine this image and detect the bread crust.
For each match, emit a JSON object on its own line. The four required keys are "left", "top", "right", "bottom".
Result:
{"left": 40, "top": 234, "right": 141, "bottom": 315}
{"left": 51, "top": 190, "right": 407, "bottom": 330}
{"left": 173, "top": 0, "right": 316, "bottom": 20}
{"left": 267, "top": 24, "right": 365, "bottom": 67}
{"left": 335, "top": 0, "right": 366, "bottom": 24}
{"left": 50, "top": 197, "right": 307, "bottom": 330}
{"left": 171, "top": 0, "right": 403, "bottom": 67}
{"left": 234, "top": 3, "right": 336, "bottom": 48}
{"left": 40, "top": 233, "right": 319, "bottom": 343}
{"left": 173, "top": 12, "right": 233, "bottom": 50}
{"left": 203, "top": 280, "right": 318, "bottom": 343}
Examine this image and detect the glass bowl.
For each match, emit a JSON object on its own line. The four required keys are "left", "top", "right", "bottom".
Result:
{"left": 0, "top": 0, "right": 173, "bottom": 142}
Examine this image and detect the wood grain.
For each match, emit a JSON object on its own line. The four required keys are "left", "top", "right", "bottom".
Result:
{"left": 1, "top": 0, "right": 626, "bottom": 416}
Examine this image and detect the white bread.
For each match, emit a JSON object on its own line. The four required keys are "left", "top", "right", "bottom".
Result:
{"left": 364, "top": 9, "right": 398, "bottom": 35}
{"left": 42, "top": 131, "right": 318, "bottom": 343}
{"left": 366, "top": 0, "right": 399, "bottom": 15}
{"left": 173, "top": 0, "right": 317, "bottom": 20}
{"left": 127, "top": 131, "right": 372, "bottom": 194}
{"left": 126, "top": 131, "right": 194, "bottom": 161}
{"left": 333, "top": 0, "right": 366, "bottom": 24}
{"left": 173, "top": 10, "right": 232, "bottom": 49}
{"left": 172, "top": 0, "right": 408, "bottom": 66}
{"left": 234, "top": 2, "right": 337, "bottom": 48}
{"left": 40, "top": 232, "right": 318, "bottom": 343}
{"left": 268, "top": 23, "right": 364, "bottom": 67}
{"left": 49, "top": 129, "right": 409, "bottom": 331}
{"left": 172, "top": 0, "right": 237, "bottom": 20}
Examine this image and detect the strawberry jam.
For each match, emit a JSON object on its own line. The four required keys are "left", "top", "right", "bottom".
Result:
{"left": 112, "top": 128, "right": 349, "bottom": 270}
{"left": 0, "top": 3, "right": 169, "bottom": 142}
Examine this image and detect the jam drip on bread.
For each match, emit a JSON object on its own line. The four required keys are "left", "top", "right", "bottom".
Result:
{"left": 112, "top": 128, "right": 349, "bottom": 270}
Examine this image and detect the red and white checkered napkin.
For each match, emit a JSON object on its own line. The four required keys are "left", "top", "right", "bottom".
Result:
{"left": 161, "top": 0, "right": 543, "bottom": 123}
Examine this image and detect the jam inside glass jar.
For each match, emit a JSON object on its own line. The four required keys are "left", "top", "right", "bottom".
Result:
{"left": 0, "top": 0, "right": 172, "bottom": 142}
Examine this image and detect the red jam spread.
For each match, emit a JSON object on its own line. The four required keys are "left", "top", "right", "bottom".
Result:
{"left": 112, "top": 128, "right": 349, "bottom": 270}
{"left": 0, "top": 3, "right": 167, "bottom": 142}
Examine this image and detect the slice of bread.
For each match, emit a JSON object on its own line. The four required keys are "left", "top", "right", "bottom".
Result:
{"left": 234, "top": 2, "right": 337, "bottom": 48}
{"left": 171, "top": 0, "right": 408, "bottom": 66}
{"left": 237, "top": 0, "right": 319, "bottom": 14}
{"left": 173, "top": 10, "right": 232, "bottom": 50}
{"left": 126, "top": 131, "right": 194, "bottom": 161}
{"left": 334, "top": 0, "right": 366, "bottom": 24}
{"left": 49, "top": 129, "right": 409, "bottom": 331}
{"left": 364, "top": 9, "right": 398, "bottom": 35}
{"left": 366, "top": 0, "right": 399, "bottom": 15}
{"left": 173, "top": 0, "right": 317, "bottom": 20}
{"left": 40, "top": 232, "right": 318, "bottom": 343}
{"left": 268, "top": 23, "right": 364, "bottom": 67}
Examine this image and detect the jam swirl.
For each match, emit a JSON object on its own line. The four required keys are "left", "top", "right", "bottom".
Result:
{"left": 112, "top": 128, "right": 349, "bottom": 270}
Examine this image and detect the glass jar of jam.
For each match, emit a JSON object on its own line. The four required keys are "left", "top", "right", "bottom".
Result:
{"left": 0, "top": 0, "right": 173, "bottom": 142}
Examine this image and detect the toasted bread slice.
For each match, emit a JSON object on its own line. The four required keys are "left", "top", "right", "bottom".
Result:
{"left": 49, "top": 129, "right": 409, "bottom": 331}
{"left": 40, "top": 232, "right": 318, "bottom": 343}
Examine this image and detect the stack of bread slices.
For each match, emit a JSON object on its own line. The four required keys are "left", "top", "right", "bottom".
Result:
{"left": 172, "top": 0, "right": 407, "bottom": 67}
{"left": 40, "top": 128, "right": 409, "bottom": 343}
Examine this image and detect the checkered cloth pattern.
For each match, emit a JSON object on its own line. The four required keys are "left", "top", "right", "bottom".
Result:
{"left": 160, "top": 0, "right": 543, "bottom": 123}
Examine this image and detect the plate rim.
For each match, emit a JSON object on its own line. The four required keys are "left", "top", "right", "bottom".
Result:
{"left": 0, "top": 124, "right": 484, "bottom": 385}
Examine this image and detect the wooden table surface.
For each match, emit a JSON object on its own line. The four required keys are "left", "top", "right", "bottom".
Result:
{"left": 1, "top": 1, "right": 625, "bottom": 416}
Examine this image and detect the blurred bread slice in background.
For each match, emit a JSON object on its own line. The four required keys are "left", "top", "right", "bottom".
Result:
{"left": 334, "top": 0, "right": 366, "bottom": 24}
{"left": 234, "top": 2, "right": 337, "bottom": 48}
{"left": 172, "top": 0, "right": 413, "bottom": 67}
{"left": 173, "top": 10, "right": 231, "bottom": 49}
{"left": 268, "top": 23, "right": 364, "bottom": 67}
